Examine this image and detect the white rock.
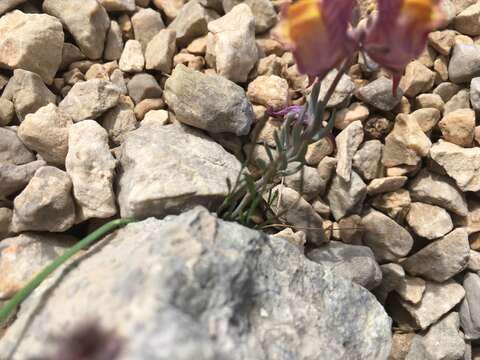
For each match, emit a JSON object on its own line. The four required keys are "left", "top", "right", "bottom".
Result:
{"left": 145, "top": 29, "right": 177, "bottom": 73}
{"left": 119, "top": 40, "right": 145, "bottom": 73}
{"left": 335, "top": 121, "right": 364, "bottom": 182}
{"left": 131, "top": 8, "right": 165, "bottom": 51}
{"left": 406, "top": 202, "right": 453, "bottom": 239}
{"left": 66, "top": 121, "right": 117, "bottom": 221}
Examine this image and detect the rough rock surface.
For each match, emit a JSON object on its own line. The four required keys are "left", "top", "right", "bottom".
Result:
{"left": 164, "top": 65, "right": 253, "bottom": 135}
{"left": 0, "top": 208, "right": 392, "bottom": 360}
{"left": 117, "top": 124, "right": 242, "bottom": 219}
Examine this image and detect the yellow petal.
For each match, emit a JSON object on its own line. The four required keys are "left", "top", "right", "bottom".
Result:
{"left": 401, "top": 0, "right": 436, "bottom": 23}
{"left": 285, "top": 0, "right": 325, "bottom": 44}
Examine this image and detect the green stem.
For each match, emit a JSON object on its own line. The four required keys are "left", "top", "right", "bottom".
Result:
{"left": 0, "top": 218, "right": 135, "bottom": 326}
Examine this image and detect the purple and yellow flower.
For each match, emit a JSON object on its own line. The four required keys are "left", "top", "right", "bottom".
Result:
{"left": 364, "top": 0, "right": 445, "bottom": 90}
{"left": 274, "top": 0, "right": 356, "bottom": 79}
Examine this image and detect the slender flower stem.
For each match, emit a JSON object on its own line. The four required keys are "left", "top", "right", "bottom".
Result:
{"left": 0, "top": 218, "right": 135, "bottom": 327}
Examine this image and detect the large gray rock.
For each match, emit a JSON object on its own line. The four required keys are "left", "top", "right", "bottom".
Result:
{"left": 307, "top": 241, "right": 382, "bottom": 290}
{"left": 164, "top": 65, "right": 253, "bottom": 135}
{"left": 118, "top": 123, "right": 242, "bottom": 219}
{"left": 43, "top": 0, "right": 110, "bottom": 60}
{"left": 430, "top": 140, "right": 480, "bottom": 192}
{"left": 0, "top": 10, "right": 63, "bottom": 84}
{"left": 460, "top": 272, "right": 480, "bottom": 340}
{"left": 0, "top": 207, "right": 391, "bottom": 359}
{"left": 402, "top": 228, "right": 470, "bottom": 282}
{"left": 448, "top": 44, "right": 480, "bottom": 84}
{"left": 409, "top": 169, "right": 468, "bottom": 216}
{"left": 362, "top": 209, "right": 414, "bottom": 262}
{"left": 0, "top": 160, "right": 45, "bottom": 199}
{"left": 355, "top": 77, "right": 403, "bottom": 111}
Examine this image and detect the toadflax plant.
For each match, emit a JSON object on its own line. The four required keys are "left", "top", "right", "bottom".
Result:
{"left": 0, "top": 0, "right": 445, "bottom": 332}
{"left": 219, "top": 0, "right": 445, "bottom": 226}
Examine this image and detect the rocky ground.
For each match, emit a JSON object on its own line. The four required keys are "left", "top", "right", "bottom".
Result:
{"left": 0, "top": 0, "right": 479, "bottom": 359}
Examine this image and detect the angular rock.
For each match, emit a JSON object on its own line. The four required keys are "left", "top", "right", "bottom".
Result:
{"left": 400, "top": 280, "right": 465, "bottom": 330}
{"left": 335, "top": 120, "right": 364, "bottom": 182}
{"left": 43, "top": 0, "right": 110, "bottom": 60}
{"left": 362, "top": 209, "right": 414, "bottom": 262}
{"left": 448, "top": 44, "right": 480, "bottom": 84}
{"left": 444, "top": 88, "right": 471, "bottom": 114}
{"left": 453, "top": 3, "right": 480, "bottom": 36}
{"left": 400, "top": 60, "right": 435, "bottom": 97}
{"left": 207, "top": 4, "right": 258, "bottom": 83}
{"left": 307, "top": 241, "right": 382, "bottom": 290}
{"left": 11, "top": 166, "right": 76, "bottom": 233}
{"left": 0, "top": 0, "right": 27, "bottom": 15}
{"left": 367, "top": 176, "right": 407, "bottom": 196}
{"left": 460, "top": 272, "right": 480, "bottom": 340}
{"left": 164, "top": 65, "right": 253, "bottom": 135}
{"left": 153, "top": 0, "right": 185, "bottom": 20}
{"left": 353, "top": 140, "right": 383, "bottom": 181}
{"left": 283, "top": 165, "right": 324, "bottom": 201}
{"left": 428, "top": 29, "right": 456, "bottom": 56}
{"left": 66, "top": 121, "right": 117, "bottom": 221}
{"left": 402, "top": 228, "right": 470, "bottom": 282}
{"left": 371, "top": 189, "right": 411, "bottom": 223}
{"left": 319, "top": 70, "right": 355, "bottom": 108}
{"left": 0, "top": 160, "right": 45, "bottom": 199}
{"left": 99, "top": 0, "right": 135, "bottom": 11}
{"left": 2, "top": 69, "right": 56, "bottom": 121}
{"left": 317, "top": 156, "right": 337, "bottom": 196}
{"left": 102, "top": 98, "right": 138, "bottom": 145}
{"left": 410, "top": 108, "right": 441, "bottom": 133}
{"left": 406, "top": 312, "right": 465, "bottom": 360}
{"left": 17, "top": 104, "right": 73, "bottom": 165}
{"left": 118, "top": 124, "right": 241, "bottom": 219}
{"left": 131, "top": 8, "right": 165, "bottom": 51}
{"left": 104, "top": 20, "right": 124, "bottom": 61}
{"left": 145, "top": 29, "right": 177, "bottom": 74}
{"left": 0, "top": 207, "right": 392, "bottom": 360}
{"left": 327, "top": 171, "right": 367, "bottom": 221}
{"left": 127, "top": 73, "right": 162, "bottom": 105}
{"left": 409, "top": 169, "right": 468, "bottom": 216}
{"left": 382, "top": 114, "right": 432, "bottom": 167}
{"left": 430, "top": 140, "right": 480, "bottom": 192}
{"left": 119, "top": 40, "right": 145, "bottom": 73}
{"left": 222, "top": 0, "right": 277, "bottom": 33}
{"left": 414, "top": 93, "right": 445, "bottom": 112}
{"left": 439, "top": 109, "right": 475, "bottom": 147}
{"left": 246, "top": 75, "right": 289, "bottom": 110}
{"left": 406, "top": 202, "right": 453, "bottom": 240}
{"left": 356, "top": 77, "right": 403, "bottom": 111}
{"left": 471, "top": 77, "right": 480, "bottom": 113}
{"left": 168, "top": 0, "right": 218, "bottom": 48}
{"left": 0, "top": 128, "right": 35, "bottom": 165}
{"left": 59, "top": 79, "right": 120, "bottom": 122}
{"left": 0, "top": 98, "right": 14, "bottom": 126}
{"left": 0, "top": 10, "right": 63, "bottom": 84}
{"left": 433, "top": 81, "right": 462, "bottom": 102}
{"left": 334, "top": 102, "right": 369, "bottom": 130}
{"left": 0, "top": 233, "right": 72, "bottom": 299}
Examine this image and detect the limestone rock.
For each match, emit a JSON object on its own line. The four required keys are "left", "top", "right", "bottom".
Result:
{"left": 0, "top": 0, "right": 27, "bottom": 15}
{"left": 0, "top": 160, "right": 45, "bottom": 199}
{"left": 127, "top": 73, "right": 162, "bottom": 105}
{"left": 119, "top": 40, "right": 145, "bottom": 73}
{"left": 400, "top": 280, "right": 465, "bottom": 330}
{"left": 102, "top": 98, "right": 138, "bottom": 145}
{"left": 371, "top": 189, "right": 411, "bottom": 223}
{"left": 66, "top": 121, "right": 117, "bottom": 221}
{"left": 164, "top": 65, "right": 253, "bottom": 135}
{"left": 327, "top": 171, "right": 367, "bottom": 221}
{"left": 207, "top": 4, "right": 258, "bottom": 83}
{"left": 362, "top": 209, "right": 414, "bottom": 262}
{"left": 222, "top": 0, "right": 277, "bottom": 33}
{"left": 448, "top": 44, "right": 480, "bottom": 84}
{"left": 0, "top": 128, "right": 35, "bottom": 165}
{"left": 470, "top": 77, "right": 480, "bottom": 112}
{"left": 11, "top": 166, "right": 76, "bottom": 232}
{"left": 334, "top": 102, "right": 369, "bottom": 130}
{"left": 0, "top": 207, "right": 392, "bottom": 360}
{"left": 246, "top": 75, "right": 289, "bottom": 110}
{"left": 353, "top": 140, "right": 383, "bottom": 180}
{"left": 43, "top": 0, "right": 110, "bottom": 60}
{"left": 444, "top": 88, "right": 471, "bottom": 114}
{"left": 2, "top": 69, "right": 56, "bottom": 121}
{"left": 453, "top": 3, "right": 480, "bottom": 36}
{"left": 356, "top": 77, "right": 403, "bottom": 111}
{"left": 439, "top": 109, "right": 475, "bottom": 147}
{"left": 145, "top": 29, "right": 177, "bottom": 74}
{"left": 17, "top": 104, "right": 73, "bottom": 165}
{"left": 402, "top": 228, "right": 470, "bottom": 282}
{"left": 319, "top": 70, "right": 355, "bottom": 108}
{"left": 382, "top": 114, "right": 432, "bottom": 167}
{"left": 0, "top": 10, "right": 63, "bottom": 84}
{"left": 335, "top": 121, "right": 364, "bottom": 182}
{"left": 460, "top": 272, "right": 480, "bottom": 340}
{"left": 428, "top": 29, "right": 456, "bottom": 56}
{"left": 283, "top": 165, "right": 324, "bottom": 201}
{"left": 118, "top": 124, "right": 242, "bottom": 219}
{"left": 406, "top": 202, "right": 453, "bottom": 240}
{"left": 410, "top": 108, "right": 441, "bottom": 133}
{"left": 131, "top": 8, "right": 165, "bottom": 51}
{"left": 307, "top": 241, "right": 382, "bottom": 290}
{"left": 409, "top": 169, "right": 468, "bottom": 216}
{"left": 0, "top": 233, "right": 72, "bottom": 299}
{"left": 430, "top": 140, "right": 480, "bottom": 192}
{"left": 0, "top": 98, "right": 14, "bottom": 126}
{"left": 104, "top": 20, "right": 124, "bottom": 61}
{"left": 367, "top": 176, "right": 407, "bottom": 196}
{"left": 400, "top": 60, "right": 435, "bottom": 97}
{"left": 59, "top": 79, "right": 121, "bottom": 122}
{"left": 99, "top": 0, "right": 135, "bottom": 11}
